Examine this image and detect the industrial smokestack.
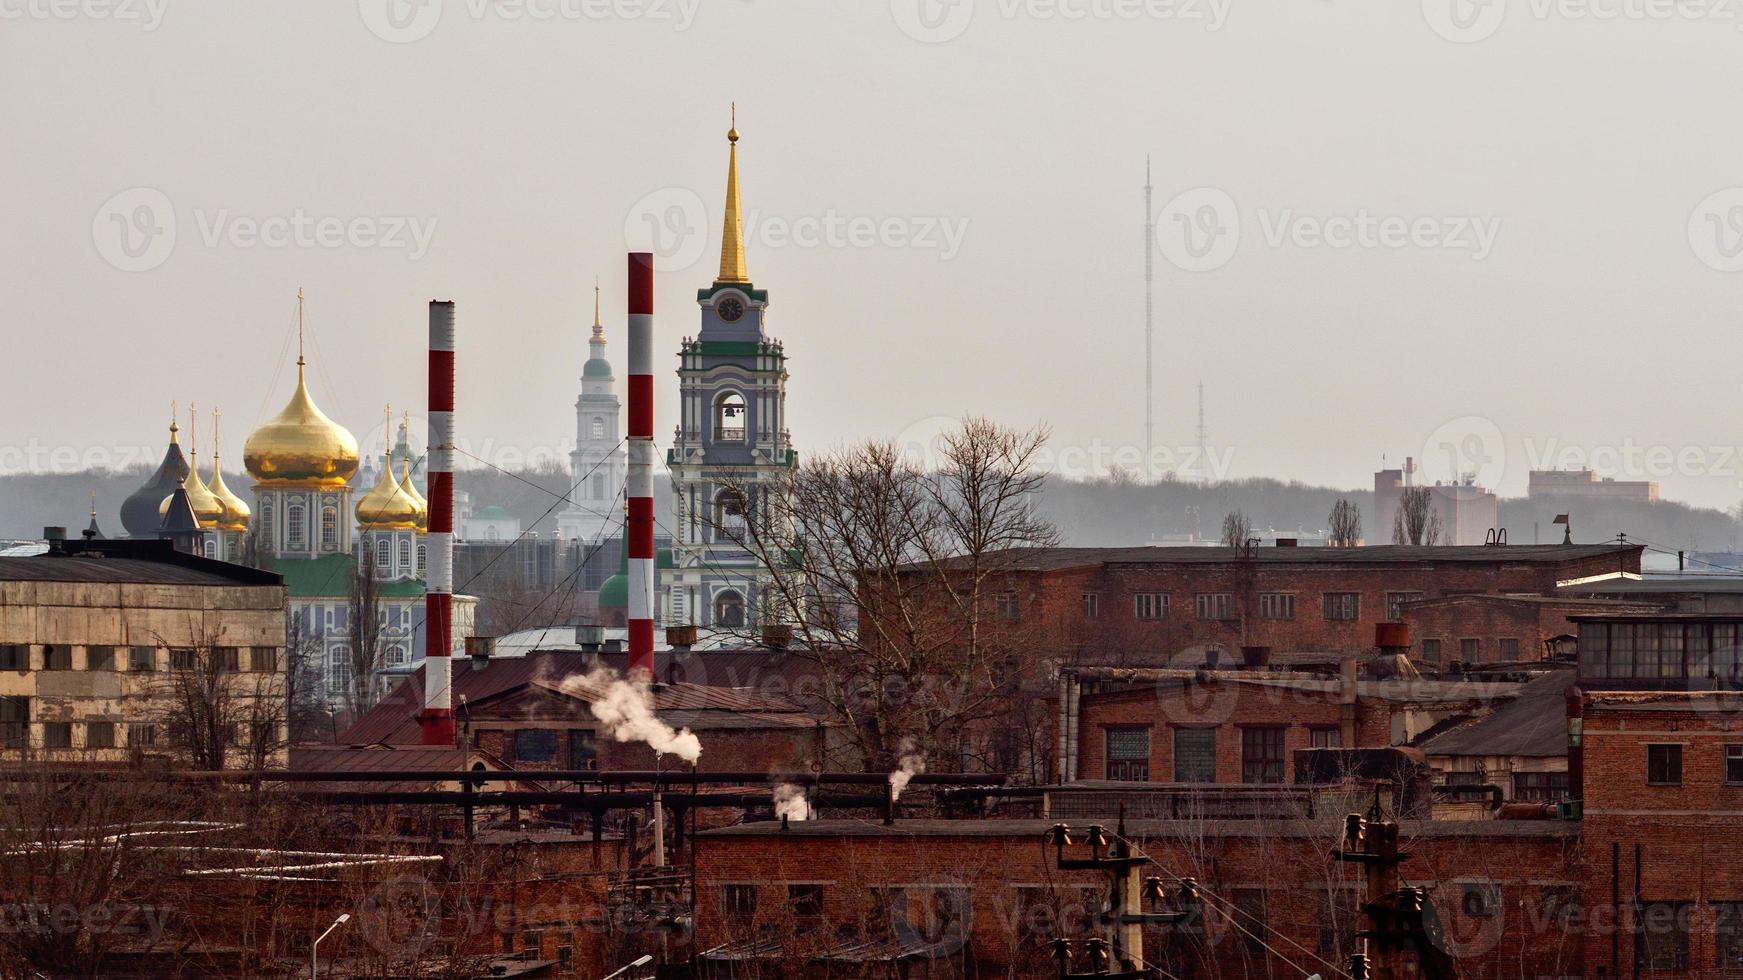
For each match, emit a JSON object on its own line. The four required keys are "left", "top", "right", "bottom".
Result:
{"left": 626, "top": 253, "right": 656, "bottom": 680}
{"left": 420, "top": 300, "right": 457, "bottom": 746}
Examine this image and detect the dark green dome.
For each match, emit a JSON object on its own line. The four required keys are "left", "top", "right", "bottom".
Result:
{"left": 583, "top": 358, "right": 612, "bottom": 379}
{"left": 598, "top": 573, "right": 628, "bottom": 608}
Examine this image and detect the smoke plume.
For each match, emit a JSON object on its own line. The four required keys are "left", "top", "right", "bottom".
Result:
{"left": 772, "top": 783, "right": 812, "bottom": 822}
{"left": 889, "top": 738, "right": 927, "bottom": 802}
{"left": 564, "top": 666, "right": 702, "bottom": 763}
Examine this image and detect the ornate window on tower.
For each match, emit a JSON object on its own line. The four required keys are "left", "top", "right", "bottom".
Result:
{"left": 397, "top": 538, "right": 411, "bottom": 572}
{"left": 714, "top": 392, "right": 746, "bottom": 443}
{"left": 287, "top": 505, "right": 306, "bottom": 549}
{"left": 260, "top": 504, "right": 273, "bottom": 538}
{"left": 375, "top": 539, "right": 390, "bottom": 571}
{"left": 592, "top": 473, "right": 606, "bottom": 500}
{"left": 590, "top": 417, "right": 604, "bottom": 439}
{"left": 714, "top": 488, "right": 748, "bottom": 539}
{"left": 714, "top": 589, "right": 746, "bottom": 628}
{"left": 417, "top": 544, "right": 427, "bottom": 575}
{"left": 321, "top": 507, "right": 338, "bottom": 548}
{"left": 203, "top": 540, "right": 217, "bottom": 559}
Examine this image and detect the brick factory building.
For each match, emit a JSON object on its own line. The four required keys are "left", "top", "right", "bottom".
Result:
{"left": 916, "top": 544, "right": 1643, "bottom": 667}
{"left": 1398, "top": 593, "right": 1663, "bottom": 667}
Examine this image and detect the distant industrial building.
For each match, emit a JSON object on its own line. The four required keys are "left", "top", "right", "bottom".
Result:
{"left": 1527, "top": 468, "right": 1658, "bottom": 503}
{"left": 1374, "top": 457, "right": 1499, "bottom": 546}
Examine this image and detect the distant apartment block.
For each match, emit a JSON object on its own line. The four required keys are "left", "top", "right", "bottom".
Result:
{"left": 1374, "top": 459, "right": 1499, "bottom": 546}
{"left": 1528, "top": 467, "right": 1659, "bottom": 503}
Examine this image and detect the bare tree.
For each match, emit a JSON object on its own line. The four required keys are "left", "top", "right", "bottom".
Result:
{"left": 285, "top": 610, "right": 333, "bottom": 743}
{"left": 1219, "top": 509, "right": 1252, "bottom": 548}
{"left": 1392, "top": 486, "right": 1442, "bottom": 546}
{"left": 346, "top": 547, "right": 387, "bottom": 716}
{"left": 1328, "top": 498, "right": 1362, "bottom": 547}
{"left": 720, "top": 417, "right": 1059, "bottom": 771}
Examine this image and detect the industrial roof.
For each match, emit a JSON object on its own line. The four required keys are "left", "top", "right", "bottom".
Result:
{"left": 1561, "top": 575, "right": 1743, "bottom": 595}
{"left": 1417, "top": 670, "right": 1574, "bottom": 759}
{"left": 0, "top": 539, "right": 281, "bottom": 587}
{"left": 924, "top": 544, "right": 1641, "bottom": 573}
{"left": 698, "top": 817, "right": 1579, "bottom": 839}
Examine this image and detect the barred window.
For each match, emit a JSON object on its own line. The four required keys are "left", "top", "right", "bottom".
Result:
{"left": 1173, "top": 728, "right": 1216, "bottom": 783}
{"left": 1258, "top": 593, "right": 1295, "bottom": 620}
{"left": 42, "top": 645, "right": 71, "bottom": 670}
{"left": 129, "top": 723, "right": 158, "bottom": 748}
{"left": 86, "top": 646, "right": 115, "bottom": 671}
{"left": 1322, "top": 593, "right": 1360, "bottom": 621}
{"left": 0, "top": 645, "right": 27, "bottom": 670}
{"left": 1105, "top": 726, "right": 1150, "bottom": 782}
{"left": 0, "top": 697, "right": 27, "bottom": 747}
{"left": 86, "top": 721, "right": 115, "bottom": 749}
{"left": 1133, "top": 593, "right": 1169, "bottom": 620}
{"left": 42, "top": 722, "right": 72, "bottom": 749}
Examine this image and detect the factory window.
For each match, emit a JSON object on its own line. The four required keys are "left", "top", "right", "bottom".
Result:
{"left": 1647, "top": 744, "right": 1683, "bottom": 786}
{"left": 1133, "top": 593, "right": 1169, "bottom": 621}
{"left": 1196, "top": 593, "right": 1235, "bottom": 621}
{"left": 1636, "top": 901, "right": 1690, "bottom": 974}
{"left": 723, "top": 884, "right": 758, "bottom": 922}
{"left": 1513, "top": 771, "right": 1569, "bottom": 802}
{"left": 128, "top": 646, "right": 156, "bottom": 672}
{"left": 1309, "top": 727, "right": 1343, "bottom": 749}
{"left": 714, "top": 392, "right": 747, "bottom": 442}
{"left": 287, "top": 505, "right": 306, "bottom": 548}
{"left": 1232, "top": 889, "right": 1268, "bottom": 954}
{"left": 1322, "top": 593, "right": 1360, "bottom": 622}
{"left": 568, "top": 730, "right": 598, "bottom": 770}
{"left": 42, "top": 646, "right": 70, "bottom": 671}
{"left": 1421, "top": 638, "right": 1442, "bottom": 663}
{"left": 250, "top": 647, "right": 282, "bottom": 673}
{"left": 787, "top": 884, "right": 824, "bottom": 918}
{"left": 1104, "top": 726, "right": 1150, "bottom": 782}
{"left": 1384, "top": 591, "right": 1424, "bottom": 620}
{"left": 1173, "top": 728, "right": 1216, "bottom": 783}
{"left": 514, "top": 729, "right": 558, "bottom": 763}
{"left": 714, "top": 590, "right": 746, "bottom": 629}
{"left": 170, "top": 648, "right": 197, "bottom": 671}
{"left": 1460, "top": 882, "right": 1500, "bottom": 918}
{"left": 994, "top": 592, "right": 1019, "bottom": 621}
{"left": 0, "top": 645, "right": 26, "bottom": 670}
{"left": 129, "top": 723, "right": 157, "bottom": 748}
{"left": 1081, "top": 592, "right": 1099, "bottom": 619}
{"left": 1459, "top": 638, "right": 1481, "bottom": 661}
{"left": 86, "top": 646, "right": 115, "bottom": 671}
{"left": 42, "top": 722, "right": 72, "bottom": 749}
{"left": 1716, "top": 903, "right": 1743, "bottom": 972}
{"left": 1728, "top": 744, "right": 1743, "bottom": 784}
{"left": 85, "top": 722, "right": 115, "bottom": 749}
{"left": 0, "top": 698, "right": 28, "bottom": 747}
{"left": 1241, "top": 727, "right": 1286, "bottom": 785}
{"left": 1259, "top": 593, "right": 1295, "bottom": 620}
{"left": 215, "top": 647, "right": 240, "bottom": 672}
{"left": 1498, "top": 638, "right": 1520, "bottom": 660}
{"left": 321, "top": 507, "right": 338, "bottom": 548}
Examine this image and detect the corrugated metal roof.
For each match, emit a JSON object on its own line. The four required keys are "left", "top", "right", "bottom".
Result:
{"left": 1418, "top": 670, "right": 1574, "bottom": 759}
{"left": 0, "top": 553, "right": 281, "bottom": 587}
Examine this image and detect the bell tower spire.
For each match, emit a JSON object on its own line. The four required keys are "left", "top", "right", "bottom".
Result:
{"left": 716, "top": 104, "right": 749, "bottom": 285}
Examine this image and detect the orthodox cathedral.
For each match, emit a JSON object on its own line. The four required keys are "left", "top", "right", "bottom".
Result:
{"left": 119, "top": 295, "right": 473, "bottom": 699}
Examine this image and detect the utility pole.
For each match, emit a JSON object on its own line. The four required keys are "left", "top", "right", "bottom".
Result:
{"left": 1045, "top": 820, "right": 1200, "bottom": 978}
{"left": 1335, "top": 812, "right": 1456, "bottom": 980}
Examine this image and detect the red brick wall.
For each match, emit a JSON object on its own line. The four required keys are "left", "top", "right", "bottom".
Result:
{"left": 1075, "top": 682, "right": 1350, "bottom": 783}
{"left": 474, "top": 723, "right": 822, "bottom": 774}
{"left": 1403, "top": 597, "right": 1661, "bottom": 665}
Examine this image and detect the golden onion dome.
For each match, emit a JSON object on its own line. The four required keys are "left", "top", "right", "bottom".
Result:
{"left": 207, "top": 455, "right": 252, "bottom": 532}
{"left": 397, "top": 455, "right": 428, "bottom": 529}
{"left": 161, "top": 454, "right": 225, "bottom": 529}
{"left": 355, "top": 452, "right": 423, "bottom": 529}
{"left": 243, "top": 358, "right": 360, "bottom": 486}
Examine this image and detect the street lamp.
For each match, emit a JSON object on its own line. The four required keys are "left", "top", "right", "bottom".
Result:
{"left": 311, "top": 912, "right": 350, "bottom": 978}
{"left": 602, "top": 954, "right": 654, "bottom": 980}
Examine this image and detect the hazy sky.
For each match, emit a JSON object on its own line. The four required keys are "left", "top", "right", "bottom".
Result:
{"left": 4, "top": 1, "right": 1742, "bottom": 509}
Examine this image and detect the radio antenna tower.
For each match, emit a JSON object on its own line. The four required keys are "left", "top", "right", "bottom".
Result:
{"left": 1144, "top": 156, "right": 1154, "bottom": 481}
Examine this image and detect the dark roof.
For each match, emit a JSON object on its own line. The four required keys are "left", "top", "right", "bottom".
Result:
{"left": 340, "top": 650, "right": 816, "bottom": 745}
{"left": 0, "top": 539, "right": 281, "bottom": 587}
{"left": 288, "top": 745, "right": 523, "bottom": 792}
{"left": 931, "top": 544, "right": 1641, "bottom": 573}
{"left": 1562, "top": 576, "right": 1743, "bottom": 596}
{"left": 1418, "top": 670, "right": 1574, "bottom": 759}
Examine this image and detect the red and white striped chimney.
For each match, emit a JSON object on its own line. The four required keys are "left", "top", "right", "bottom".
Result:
{"left": 420, "top": 300, "right": 457, "bottom": 745}
{"left": 627, "top": 253, "right": 656, "bottom": 680}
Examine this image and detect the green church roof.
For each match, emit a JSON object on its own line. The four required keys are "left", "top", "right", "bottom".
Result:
{"left": 583, "top": 358, "right": 613, "bottom": 378}
{"left": 270, "top": 554, "right": 426, "bottom": 599}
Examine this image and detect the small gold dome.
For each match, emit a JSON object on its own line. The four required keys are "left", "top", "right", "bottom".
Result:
{"left": 398, "top": 455, "right": 429, "bottom": 529}
{"left": 207, "top": 456, "right": 252, "bottom": 532}
{"left": 160, "top": 456, "right": 225, "bottom": 529}
{"left": 244, "top": 360, "right": 360, "bottom": 486}
{"left": 356, "top": 452, "right": 422, "bottom": 530}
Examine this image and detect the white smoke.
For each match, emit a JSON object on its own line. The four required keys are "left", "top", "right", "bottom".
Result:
{"left": 565, "top": 666, "right": 702, "bottom": 764}
{"left": 772, "top": 783, "right": 812, "bottom": 822}
{"left": 889, "top": 738, "right": 927, "bottom": 802}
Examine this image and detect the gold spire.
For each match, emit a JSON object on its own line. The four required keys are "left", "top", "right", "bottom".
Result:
{"left": 592, "top": 277, "right": 605, "bottom": 343}
{"left": 243, "top": 290, "right": 361, "bottom": 487}
{"left": 207, "top": 408, "right": 251, "bottom": 532}
{"left": 356, "top": 407, "right": 422, "bottom": 530}
{"left": 716, "top": 104, "right": 749, "bottom": 285}
{"left": 166, "top": 403, "right": 224, "bottom": 528}
{"left": 169, "top": 401, "right": 179, "bottom": 443}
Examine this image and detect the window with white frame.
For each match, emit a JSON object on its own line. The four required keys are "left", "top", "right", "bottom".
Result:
{"left": 1133, "top": 593, "right": 1168, "bottom": 620}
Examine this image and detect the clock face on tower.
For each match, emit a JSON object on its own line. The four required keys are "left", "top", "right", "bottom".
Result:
{"left": 717, "top": 297, "right": 745, "bottom": 322}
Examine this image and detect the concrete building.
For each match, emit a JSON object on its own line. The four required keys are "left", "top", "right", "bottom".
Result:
{"left": 1528, "top": 467, "right": 1659, "bottom": 503}
{"left": 0, "top": 536, "right": 287, "bottom": 765}
{"left": 1374, "top": 459, "right": 1500, "bottom": 546}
